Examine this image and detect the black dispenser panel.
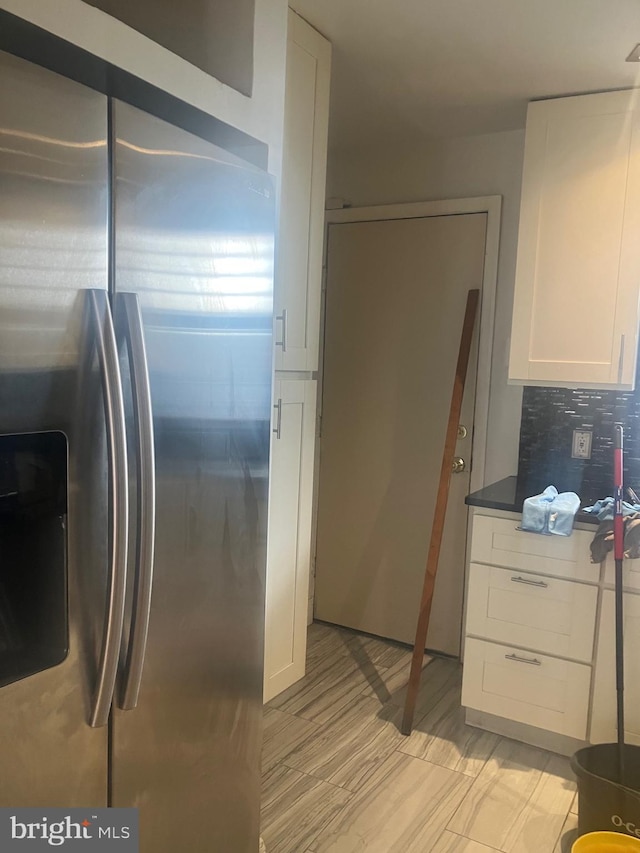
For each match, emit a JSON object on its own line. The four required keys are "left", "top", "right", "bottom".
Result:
{"left": 0, "top": 432, "right": 68, "bottom": 688}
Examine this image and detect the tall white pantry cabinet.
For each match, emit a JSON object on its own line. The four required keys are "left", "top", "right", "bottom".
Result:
{"left": 263, "top": 11, "right": 331, "bottom": 702}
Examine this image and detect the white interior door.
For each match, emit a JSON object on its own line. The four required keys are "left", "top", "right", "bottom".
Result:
{"left": 314, "top": 213, "right": 487, "bottom": 656}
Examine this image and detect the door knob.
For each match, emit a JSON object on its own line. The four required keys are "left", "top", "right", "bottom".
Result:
{"left": 452, "top": 457, "right": 466, "bottom": 473}
{"left": 457, "top": 424, "right": 468, "bottom": 439}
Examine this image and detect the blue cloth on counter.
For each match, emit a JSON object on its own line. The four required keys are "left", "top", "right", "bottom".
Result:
{"left": 582, "top": 496, "right": 640, "bottom": 521}
{"left": 521, "top": 485, "right": 557, "bottom": 533}
{"left": 547, "top": 491, "right": 581, "bottom": 536}
{"left": 521, "top": 485, "right": 580, "bottom": 536}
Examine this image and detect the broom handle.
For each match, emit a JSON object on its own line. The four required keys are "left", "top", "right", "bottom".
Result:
{"left": 614, "top": 423, "right": 625, "bottom": 779}
{"left": 614, "top": 425, "right": 624, "bottom": 563}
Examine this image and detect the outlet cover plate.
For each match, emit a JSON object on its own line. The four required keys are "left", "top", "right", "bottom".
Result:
{"left": 572, "top": 430, "right": 593, "bottom": 460}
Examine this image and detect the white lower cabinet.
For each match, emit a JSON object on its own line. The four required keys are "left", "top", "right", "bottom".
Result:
{"left": 463, "top": 509, "right": 603, "bottom": 750}
{"left": 590, "top": 589, "right": 640, "bottom": 745}
{"left": 263, "top": 379, "right": 317, "bottom": 702}
{"left": 462, "top": 637, "right": 591, "bottom": 738}
{"left": 603, "top": 552, "right": 640, "bottom": 593}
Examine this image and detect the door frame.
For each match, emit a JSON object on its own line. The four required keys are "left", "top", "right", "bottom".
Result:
{"left": 321, "top": 195, "right": 500, "bottom": 495}
{"left": 310, "top": 196, "right": 501, "bottom": 631}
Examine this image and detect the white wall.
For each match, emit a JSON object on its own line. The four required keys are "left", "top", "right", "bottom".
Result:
{"left": 326, "top": 129, "right": 526, "bottom": 484}
{"left": 0, "top": 0, "right": 288, "bottom": 176}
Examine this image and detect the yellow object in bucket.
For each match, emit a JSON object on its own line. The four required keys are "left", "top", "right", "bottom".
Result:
{"left": 572, "top": 832, "right": 640, "bottom": 852}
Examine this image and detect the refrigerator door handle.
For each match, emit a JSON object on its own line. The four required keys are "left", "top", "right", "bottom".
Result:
{"left": 117, "top": 291, "right": 156, "bottom": 710}
{"left": 87, "top": 289, "right": 129, "bottom": 728}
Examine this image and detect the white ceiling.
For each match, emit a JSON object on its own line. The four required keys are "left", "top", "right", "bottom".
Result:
{"left": 290, "top": 0, "right": 640, "bottom": 151}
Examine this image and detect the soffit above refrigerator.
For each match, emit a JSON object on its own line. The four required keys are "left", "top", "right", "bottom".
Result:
{"left": 0, "top": 10, "right": 268, "bottom": 171}
{"left": 80, "top": 0, "right": 255, "bottom": 98}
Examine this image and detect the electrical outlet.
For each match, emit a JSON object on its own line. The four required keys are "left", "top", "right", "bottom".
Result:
{"left": 572, "top": 430, "right": 593, "bottom": 460}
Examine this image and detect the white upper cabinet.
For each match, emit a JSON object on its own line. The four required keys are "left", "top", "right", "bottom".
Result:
{"left": 509, "top": 90, "right": 640, "bottom": 389}
{"left": 275, "top": 11, "right": 331, "bottom": 372}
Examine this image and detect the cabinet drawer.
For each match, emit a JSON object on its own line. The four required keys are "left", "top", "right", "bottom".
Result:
{"left": 466, "top": 563, "right": 597, "bottom": 662}
{"left": 471, "top": 514, "right": 598, "bottom": 583}
{"left": 461, "top": 637, "right": 591, "bottom": 739}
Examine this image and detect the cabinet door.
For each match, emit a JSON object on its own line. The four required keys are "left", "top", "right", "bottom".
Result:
{"left": 591, "top": 589, "right": 640, "bottom": 744}
{"left": 604, "top": 552, "right": 640, "bottom": 593}
{"left": 274, "top": 11, "right": 331, "bottom": 371}
{"left": 509, "top": 90, "right": 640, "bottom": 389}
{"left": 264, "top": 379, "right": 317, "bottom": 701}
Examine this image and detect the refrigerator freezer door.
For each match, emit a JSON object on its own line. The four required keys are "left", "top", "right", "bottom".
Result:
{"left": 0, "top": 51, "right": 110, "bottom": 804}
{"left": 111, "top": 101, "right": 274, "bottom": 852}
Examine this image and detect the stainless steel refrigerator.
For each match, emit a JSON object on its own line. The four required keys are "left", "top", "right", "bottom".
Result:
{"left": 0, "top": 48, "right": 273, "bottom": 852}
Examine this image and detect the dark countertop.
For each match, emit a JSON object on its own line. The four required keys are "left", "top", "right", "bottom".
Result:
{"left": 465, "top": 476, "right": 600, "bottom": 525}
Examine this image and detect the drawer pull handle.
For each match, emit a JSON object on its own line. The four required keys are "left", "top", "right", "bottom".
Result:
{"left": 510, "top": 576, "right": 548, "bottom": 589}
{"left": 505, "top": 653, "right": 541, "bottom": 666}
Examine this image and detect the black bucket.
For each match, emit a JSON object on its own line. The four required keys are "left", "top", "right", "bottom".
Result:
{"left": 571, "top": 744, "right": 640, "bottom": 839}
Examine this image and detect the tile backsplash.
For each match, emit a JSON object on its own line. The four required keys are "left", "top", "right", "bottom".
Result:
{"left": 517, "top": 385, "right": 640, "bottom": 505}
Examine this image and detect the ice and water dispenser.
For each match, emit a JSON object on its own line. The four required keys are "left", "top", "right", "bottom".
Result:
{"left": 0, "top": 431, "right": 67, "bottom": 688}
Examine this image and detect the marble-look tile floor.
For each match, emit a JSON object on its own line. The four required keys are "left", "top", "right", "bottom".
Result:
{"left": 262, "top": 622, "right": 579, "bottom": 853}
